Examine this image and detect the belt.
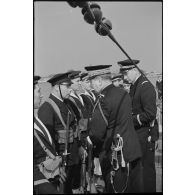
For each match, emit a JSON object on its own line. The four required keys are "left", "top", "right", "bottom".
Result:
{"left": 57, "top": 129, "right": 79, "bottom": 144}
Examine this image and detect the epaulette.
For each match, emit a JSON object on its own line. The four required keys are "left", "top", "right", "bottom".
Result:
{"left": 141, "top": 81, "right": 149, "bottom": 85}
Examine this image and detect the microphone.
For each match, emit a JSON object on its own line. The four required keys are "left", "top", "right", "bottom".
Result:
{"left": 95, "top": 17, "right": 112, "bottom": 36}
{"left": 82, "top": 3, "right": 102, "bottom": 25}
{"left": 67, "top": 1, "right": 88, "bottom": 8}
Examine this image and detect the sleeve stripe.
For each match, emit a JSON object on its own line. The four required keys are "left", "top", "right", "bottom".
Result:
{"left": 34, "top": 179, "right": 49, "bottom": 186}
{"left": 137, "top": 114, "right": 142, "bottom": 126}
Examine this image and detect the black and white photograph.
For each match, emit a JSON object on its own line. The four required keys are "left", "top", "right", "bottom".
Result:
{"left": 33, "top": 1, "right": 162, "bottom": 194}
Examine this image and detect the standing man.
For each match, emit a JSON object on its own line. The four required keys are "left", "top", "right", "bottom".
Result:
{"left": 68, "top": 70, "right": 88, "bottom": 119}
{"left": 84, "top": 65, "right": 143, "bottom": 193}
{"left": 34, "top": 76, "right": 65, "bottom": 194}
{"left": 118, "top": 59, "right": 158, "bottom": 192}
{"left": 79, "top": 72, "right": 95, "bottom": 118}
{"left": 38, "top": 73, "right": 83, "bottom": 193}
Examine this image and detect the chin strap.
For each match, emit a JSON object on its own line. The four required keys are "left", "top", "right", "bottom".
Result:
{"left": 59, "top": 85, "right": 64, "bottom": 101}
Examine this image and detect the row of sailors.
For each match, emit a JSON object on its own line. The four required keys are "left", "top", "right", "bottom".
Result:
{"left": 34, "top": 59, "right": 159, "bottom": 194}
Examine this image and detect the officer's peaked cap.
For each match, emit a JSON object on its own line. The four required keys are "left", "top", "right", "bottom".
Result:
{"left": 84, "top": 65, "right": 112, "bottom": 80}
{"left": 118, "top": 59, "right": 140, "bottom": 73}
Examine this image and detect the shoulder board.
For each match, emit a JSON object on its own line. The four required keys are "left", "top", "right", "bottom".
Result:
{"left": 141, "top": 81, "right": 149, "bottom": 85}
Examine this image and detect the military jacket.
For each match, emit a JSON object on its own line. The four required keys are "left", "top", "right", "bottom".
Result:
{"left": 89, "top": 84, "right": 142, "bottom": 163}
{"left": 69, "top": 93, "right": 88, "bottom": 118}
{"left": 129, "top": 75, "right": 157, "bottom": 130}
{"left": 80, "top": 91, "right": 94, "bottom": 119}
{"left": 38, "top": 94, "right": 80, "bottom": 165}
{"left": 34, "top": 116, "right": 57, "bottom": 183}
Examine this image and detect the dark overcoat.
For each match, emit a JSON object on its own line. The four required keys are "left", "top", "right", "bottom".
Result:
{"left": 89, "top": 84, "right": 142, "bottom": 164}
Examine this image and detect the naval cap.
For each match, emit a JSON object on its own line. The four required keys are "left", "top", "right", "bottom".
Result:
{"left": 118, "top": 59, "right": 140, "bottom": 73}
{"left": 80, "top": 72, "right": 89, "bottom": 81}
{"left": 34, "top": 75, "right": 41, "bottom": 85}
{"left": 67, "top": 70, "right": 81, "bottom": 80}
{"left": 47, "top": 73, "right": 73, "bottom": 86}
{"left": 111, "top": 73, "right": 123, "bottom": 82}
{"left": 84, "top": 65, "right": 112, "bottom": 80}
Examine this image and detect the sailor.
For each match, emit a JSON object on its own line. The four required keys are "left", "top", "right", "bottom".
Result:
{"left": 84, "top": 65, "right": 143, "bottom": 193}
{"left": 79, "top": 72, "right": 95, "bottom": 117}
{"left": 67, "top": 70, "right": 89, "bottom": 118}
{"left": 119, "top": 59, "right": 158, "bottom": 192}
{"left": 34, "top": 76, "right": 65, "bottom": 194}
{"left": 37, "top": 73, "right": 84, "bottom": 193}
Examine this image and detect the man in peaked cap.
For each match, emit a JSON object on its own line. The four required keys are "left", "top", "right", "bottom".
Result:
{"left": 118, "top": 59, "right": 158, "bottom": 192}
{"left": 67, "top": 70, "right": 98, "bottom": 193}
{"left": 111, "top": 73, "right": 124, "bottom": 88}
{"left": 79, "top": 72, "right": 104, "bottom": 193}
{"left": 34, "top": 75, "right": 65, "bottom": 194}
{"left": 38, "top": 72, "right": 84, "bottom": 193}
{"left": 84, "top": 65, "right": 143, "bottom": 193}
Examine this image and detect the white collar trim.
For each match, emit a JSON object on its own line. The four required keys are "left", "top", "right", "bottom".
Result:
{"left": 34, "top": 116, "right": 53, "bottom": 145}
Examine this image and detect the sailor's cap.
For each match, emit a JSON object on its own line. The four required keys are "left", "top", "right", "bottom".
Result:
{"left": 34, "top": 75, "right": 41, "bottom": 85}
{"left": 80, "top": 72, "right": 89, "bottom": 81}
{"left": 67, "top": 70, "right": 81, "bottom": 80}
{"left": 47, "top": 73, "right": 73, "bottom": 86}
{"left": 111, "top": 73, "right": 123, "bottom": 82}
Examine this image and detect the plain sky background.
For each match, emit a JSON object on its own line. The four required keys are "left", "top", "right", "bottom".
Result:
{"left": 34, "top": 1, "right": 162, "bottom": 77}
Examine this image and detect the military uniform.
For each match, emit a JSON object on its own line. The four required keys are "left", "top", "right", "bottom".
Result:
{"left": 118, "top": 58, "right": 158, "bottom": 192}
{"left": 85, "top": 65, "right": 143, "bottom": 193}
{"left": 69, "top": 92, "right": 88, "bottom": 118}
{"left": 34, "top": 116, "right": 60, "bottom": 194}
{"left": 38, "top": 73, "right": 81, "bottom": 193}
{"left": 90, "top": 89, "right": 98, "bottom": 101}
{"left": 38, "top": 93, "right": 81, "bottom": 193}
{"left": 80, "top": 92, "right": 94, "bottom": 118}
{"left": 129, "top": 75, "right": 157, "bottom": 192}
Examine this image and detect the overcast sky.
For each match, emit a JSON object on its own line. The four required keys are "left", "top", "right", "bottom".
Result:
{"left": 34, "top": 1, "right": 162, "bottom": 77}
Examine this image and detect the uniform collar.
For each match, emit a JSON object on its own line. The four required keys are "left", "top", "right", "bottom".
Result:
{"left": 51, "top": 93, "right": 63, "bottom": 102}
{"left": 89, "top": 90, "right": 96, "bottom": 101}
{"left": 34, "top": 116, "right": 53, "bottom": 145}
{"left": 70, "top": 91, "right": 84, "bottom": 106}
